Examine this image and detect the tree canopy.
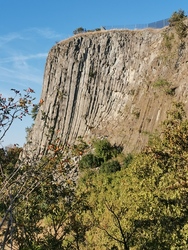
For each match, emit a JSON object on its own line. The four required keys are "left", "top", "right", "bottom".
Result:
{"left": 0, "top": 88, "right": 188, "bottom": 249}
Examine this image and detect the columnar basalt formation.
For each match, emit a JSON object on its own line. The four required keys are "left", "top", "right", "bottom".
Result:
{"left": 23, "top": 27, "right": 188, "bottom": 158}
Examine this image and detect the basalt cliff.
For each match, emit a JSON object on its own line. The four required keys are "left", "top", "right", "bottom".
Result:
{"left": 23, "top": 25, "right": 188, "bottom": 158}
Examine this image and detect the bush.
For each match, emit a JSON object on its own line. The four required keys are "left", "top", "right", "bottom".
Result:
{"left": 111, "top": 144, "right": 123, "bottom": 157}
{"left": 99, "top": 160, "right": 121, "bottom": 174}
{"left": 168, "top": 10, "right": 187, "bottom": 39}
{"left": 123, "top": 153, "right": 134, "bottom": 168}
{"left": 73, "top": 27, "right": 85, "bottom": 35}
{"left": 168, "top": 9, "right": 186, "bottom": 27}
{"left": 78, "top": 153, "right": 102, "bottom": 170}
{"left": 92, "top": 139, "right": 123, "bottom": 162}
{"left": 153, "top": 79, "right": 170, "bottom": 87}
{"left": 163, "top": 33, "right": 174, "bottom": 50}
{"left": 153, "top": 79, "right": 176, "bottom": 96}
{"left": 175, "top": 20, "right": 187, "bottom": 39}
{"left": 93, "top": 139, "right": 113, "bottom": 162}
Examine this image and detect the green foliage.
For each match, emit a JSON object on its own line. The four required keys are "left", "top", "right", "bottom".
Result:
{"left": 31, "top": 104, "right": 39, "bottom": 121}
{"left": 153, "top": 78, "right": 170, "bottom": 87}
{"left": 168, "top": 9, "right": 187, "bottom": 26}
{"left": 99, "top": 160, "right": 121, "bottom": 174}
{"left": 86, "top": 27, "right": 102, "bottom": 32}
{"left": 79, "top": 153, "right": 103, "bottom": 170}
{"left": 93, "top": 138, "right": 122, "bottom": 162}
{"left": 168, "top": 9, "right": 187, "bottom": 39}
{"left": 78, "top": 139, "right": 123, "bottom": 172}
{"left": 73, "top": 27, "right": 85, "bottom": 35}
{"left": 123, "top": 153, "right": 134, "bottom": 168}
{"left": 165, "top": 86, "right": 176, "bottom": 96}
{"left": 77, "top": 102, "right": 188, "bottom": 249}
{"left": 153, "top": 79, "right": 176, "bottom": 96}
{"left": 175, "top": 20, "right": 187, "bottom": 39}
{"left": 0, "top": 147, "right": 89, "bottom": 249}
{"left": 1, "top": 88, "right": 188, "bottom": 249}
{"left": 0, "top": 146, "right": 22, "bottom": 179}
{"left": 132, "top": 102, "right": 188, "bottom": 248}
{"left": 163, "top": 32, "right": 174, "bottom": 50}
{"left": 0, "top": 88, "right": 35, "bottom": 142}
{"left": 93, "top": 138, "right": 113, "bottom": 161}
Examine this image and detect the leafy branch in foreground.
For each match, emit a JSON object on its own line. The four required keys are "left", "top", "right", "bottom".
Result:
{"left": 0, "top": 88, "right": 35, "bottom": 143}
{"left": 0, "top": 96, "right": 89, "bottom": 249}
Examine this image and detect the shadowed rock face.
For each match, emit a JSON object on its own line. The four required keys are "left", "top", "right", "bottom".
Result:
{"left": 23, "top": 28, "right": 188, "bottom": 158}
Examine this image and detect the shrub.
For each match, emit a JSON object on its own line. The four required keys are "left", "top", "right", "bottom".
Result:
{"left": 153, "top": 79, "right": 170, "bottom": 87}
{"left": 31, "top": 104, "right": 39, "bottom": 120}
{"left": 165, "top": 87, "right": 176, "bottom": 96}
{"left": 123, "top": 153, "right": 134, "bottom": 168}
{"left": 153, "top": 79, "right": 176, "bottom": 96}
{"left": 111, "top": 144, "right": 123, "bottom": 157}
{"left": 78, "top": 153, "right": 102, "bottom": 170}
{"left": 163, "top": 33, "right": 174, "bottom": 50}
{"left": 168, "top": 9, "right": 186, "bottom": 27}
{"left": 73, "top": 27, "right": 85, "bottom": 35}
{"left": 132, "top": 108, "right": 140, "bottom": 119}
{"left": 168, "top": 10, "right": 187, "bottom": 39}
{"left": 93, "top": 139, "right": 123, "bottom": 162}
{"left": 93, "top": 139, "right": 113, "bottom": 162}
{"left": 175, "top": 21, "right": 187, "bottom": 39}
{"left": 99, "top": 160, "right": 121, "bottom": 174}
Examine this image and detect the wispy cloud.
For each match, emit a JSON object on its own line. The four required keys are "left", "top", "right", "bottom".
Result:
{"left": 0, "top": 53, "right": 47, "bottom": 64}
{"left": 0, "top": 64, "right": 43, "bottom": 86}
{"left": 0, "top": 33, "right": 25, "bottom": 47}
{"left": 27, "top": 27, "right": 63, "bottom": 39}
{"left": 0, "top": 51, "right": 47, "bottom": 87}
{"left": 0, "top": 27, "right": 63, "bottom": 43}
{"left": 0, "top": 27, "right": 59, "bottom": 81}
{"left": 0, "top": 26, "right": 67, "bottom": 101}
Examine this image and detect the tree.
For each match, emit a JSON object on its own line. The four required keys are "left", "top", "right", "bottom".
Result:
{"left": 1, "top": 87, "right": 188, "bottom": 249}
{"left": 0, "top": 88, "right": 35, "bottom": 144}
{"left": 73, "top": 27, "right": 85, "bottom": 35}
{"left": 0, "top": 88, "right": 35, "bottom": 249}
{"left": 0, "top": 106, "right": 89, "bottom": 250}
{"left": 126, "top": 102, "right": 188, "bottom": 248}
{"left": 0, "top": 146, "right": 22, "bottom": 183}
{"left": 99, "top": 160, "right": 121, "bottom": 173}
{"left": 77, "top": 168, "right": 141, "bottom": 249}
{"left": 77, "top": 103, "right": 188, "bottom": 249}
{"left": 168, "top": 9, "right": 187, "bottom": 26}
{"left": 168, "top": 9, "right": 187, "bottom": 39}
{"left": 78, "top": 153, "right": 102, "bottom": 170}
{"left": 12, "top": 156, "right": 88, "bottom": 250}
{"left": 93, "top": 138, "right": 114, "bottom": 162}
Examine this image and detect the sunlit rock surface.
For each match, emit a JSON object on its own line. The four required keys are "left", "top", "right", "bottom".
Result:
{"left": 23, "top": 27, "right": 188, "bottom": 158}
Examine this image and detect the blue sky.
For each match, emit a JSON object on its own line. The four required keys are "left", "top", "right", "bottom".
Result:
{"left": 0, "top": 0, "right": 188, "bottom": 147}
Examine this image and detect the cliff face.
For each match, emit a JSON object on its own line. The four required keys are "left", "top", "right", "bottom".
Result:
{"left": 24, "top": 27, "right": 188, "bottom": 157}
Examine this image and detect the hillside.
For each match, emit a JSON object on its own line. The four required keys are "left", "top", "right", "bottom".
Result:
{"left": 23, "top": 21, "right": 188, "bottom": 158}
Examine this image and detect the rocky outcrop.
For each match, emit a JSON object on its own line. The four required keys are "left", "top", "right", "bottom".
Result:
{"left": 23, "top": 27, "right": 188, "bottom": 158}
